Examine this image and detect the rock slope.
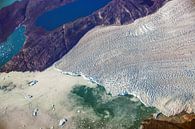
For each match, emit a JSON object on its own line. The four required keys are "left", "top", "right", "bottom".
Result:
{"left": 0, "top": 0, "right": 166, "bottom": 72}
{"left": 0, "top": 0, "right": 72, "bottom": 43}
{"left": 142, "top": 119, "right": 195, "bottom": 129}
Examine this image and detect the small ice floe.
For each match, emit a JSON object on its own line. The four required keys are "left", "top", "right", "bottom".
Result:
{"left": 24, "top": 95, "right": 33, "bottom": 100}
{"left": 52, "top": 104, "right": 55, "bottom": 111}
{"left": 59, "top": 118, "right": 68, "bottom": 127}
{"left": 130, "top": 96, "right": 140, "bottom": 102}
{"left": 28, "top": 80, "right": 38, "bottom": 86}
{"left": 153, "top": 112, "right": 162, "bottom": 119}
{"left": 32, "top": 108, "right": 39, "bottom": 116}
{"left": 0, "top": 84, "right": 16, "bottom": 92}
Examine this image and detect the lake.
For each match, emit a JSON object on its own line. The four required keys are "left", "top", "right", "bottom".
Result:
{"left": 0, "top": 26, "right": 25, "bottom": 67}
{"left": 35, "top": 0, "right": 112, "bottom": 31}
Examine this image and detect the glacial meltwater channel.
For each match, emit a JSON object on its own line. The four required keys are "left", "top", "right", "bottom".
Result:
{"left": 35, "top": 0, "right": 112, "bottom": 31}
{"left": 0, "top": 26, "right": 25, "bottom": 67}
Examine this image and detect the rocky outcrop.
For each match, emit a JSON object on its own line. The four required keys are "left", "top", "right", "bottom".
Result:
{"left": 0, "top": 0, "right": 28, "bottom": 42}
{"left": 0, "top": 0, "right": 166, "bottom": 72}
{"left": 141, "top": 114, "right": 195, "bottom": 129}
{"left": 0, "top": 0, "right": 73, "bottom": 42}
{"left": 142, "top": 119, "right": 195, "bottom": 129}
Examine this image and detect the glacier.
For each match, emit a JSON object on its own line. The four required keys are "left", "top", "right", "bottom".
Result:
{"left": 56, "top": 0, "right": 195, "bottom": 116}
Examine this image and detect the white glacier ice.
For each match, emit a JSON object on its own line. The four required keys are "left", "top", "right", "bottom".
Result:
{"left": 56, "top": 0, "right": 195, "bottom": 116}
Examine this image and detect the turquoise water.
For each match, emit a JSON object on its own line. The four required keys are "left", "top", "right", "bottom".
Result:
{"left": 0, "top": 0, "right": 19, "bottom": 9}
{"left": 0, "top": 26, "right": 25, "bottom": 67}
{"left": 69, "top": 85, "right": 157, "bottom": 129}
{"left": 36, "top": 0, "right": 112, "bottom": 31}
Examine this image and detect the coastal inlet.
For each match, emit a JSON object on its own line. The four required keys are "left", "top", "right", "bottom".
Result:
{"left": 0, "top": 26, "right": 26, "bottom": 67}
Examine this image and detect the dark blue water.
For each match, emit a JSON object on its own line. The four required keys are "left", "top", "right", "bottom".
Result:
{"left": 141, "top": 0, "right": 154, "bottom": 6}
{"left": 35, "top": 0, "right": 112, "bottom": 31}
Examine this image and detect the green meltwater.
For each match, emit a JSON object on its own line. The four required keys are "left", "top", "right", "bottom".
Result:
{"left": 68, "top": 85, "right": 157, "bottom": 129}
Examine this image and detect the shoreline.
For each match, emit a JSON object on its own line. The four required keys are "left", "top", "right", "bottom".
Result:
{"left": 0, "top": 66, "right": 195, "bottom": 128}
{"left": 0, "top": 67, "right": 158, "bottom": 129}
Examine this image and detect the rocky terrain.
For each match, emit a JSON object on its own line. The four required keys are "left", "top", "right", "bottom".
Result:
{"left": 0, "top": 0, "right": 166, "bottom": 72}
{"left": 141, "top": 113, "right": 195, "bottom": 129}
{"left": 0, "top": 0, "right": 72, "bottom": 43}
{"left": 1, "top": 0, "right": 195, "bottom": 129}
{"left": 0, "top": 0, "right": 28, "bottom": 43}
